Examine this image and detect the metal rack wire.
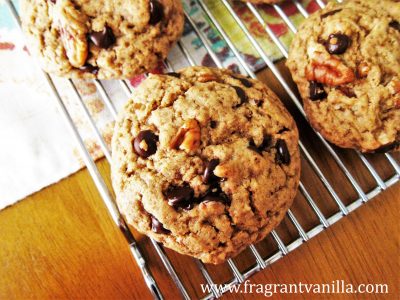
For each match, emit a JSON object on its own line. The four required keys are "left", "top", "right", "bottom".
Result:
{"left": 5, "top": 0, "right": 399, "bottom": 299}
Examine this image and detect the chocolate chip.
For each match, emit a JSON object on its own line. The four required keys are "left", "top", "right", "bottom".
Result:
{"left": 79, "top": 64, "right": 99, "bottom": 75}
{"left": 234, "top": 76, "right": 253, "bottom": 87}
{"left": 202, "top": 195, "right": 220, "bottom": 203}
{"left": 202, "top": 193, "right": 230, "bottom": 205}
{"left": 151, "top": 215, "right": 170, "bottom": 234}
{"left": 255, "top": 100, "right": 264, "bottom": 107}
{"left": 389, "top": 20, "right": 400, "bottom": 32}
{"left": 232, "top": 86, "right": 247, "bottom": 107}
{"left": 149, "top": 0, "right": 164, "bottom": 25}
{"left": 278, "top": 127, "right": 289, "bottom": 134}
{"left": 373, "top": 141, "right": 399, "bottom": 153}
{"left": 326, "top": 33, "right": 350, "bottom": 55}
{"left": 320, "top": 9, "right": 342, "bottom": 19}
{"left": 259, "top": 135, "right": 273, "bottom": 151}
{"left": 309, "top": 81, "right": 327, "bottom": 101}
{"left": 248, "top": 135, "right": 273, "bottom": 154}
{"left": 202, "top": 185, "right": 230, "bottom": 205}
{"left": 166, "top": 72, "right": 180, "bottom": 78}
{"left": 133, "top": 130, "right": 158, "bottom": 158}
{"left": 203, "top": 159, "right": 220, "bottom": 184}
{"left": 165, "top": 185, "right": 194, "bottom": 210}
{"left": 89, "top": 26, "right": 116, "bottom": 49}
{"left": 210, "top": 120, "right": 217, "bottom": 128}
{"left": 49, "top": 0, "right": 56, "bottom": 3}
{"left": 275, "top": 139, "right": 290, "bottom": 165}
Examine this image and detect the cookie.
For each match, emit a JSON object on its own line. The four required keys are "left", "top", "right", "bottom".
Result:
{"left": 111, "top": 66, "right": 300, "bottom": 264}
{"left": 20, "top": 0, "right": 184, "bottom": 79}
{"left": 287, "top": 0, "right": 400, "bottom": 152}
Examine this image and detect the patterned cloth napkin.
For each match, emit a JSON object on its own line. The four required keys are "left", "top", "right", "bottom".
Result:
{"left": 0, "top": 0, "right": 319, "bottom": 210}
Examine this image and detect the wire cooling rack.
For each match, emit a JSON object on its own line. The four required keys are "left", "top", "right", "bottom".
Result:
{"left": 5, "top": 0, "right": 400, "bottom": 299}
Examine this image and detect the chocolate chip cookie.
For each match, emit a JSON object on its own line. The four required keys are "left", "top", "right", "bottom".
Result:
{"left": 20, "top": 0, "right": 184, "bottom": 79}
{"left": 287, "top": 0, "right": 400, "bottom": 152}
{"left": 111, "top": 66, "right": 300, "bottom": 264}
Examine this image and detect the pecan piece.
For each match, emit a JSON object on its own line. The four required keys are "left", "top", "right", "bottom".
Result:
{"left": 170, "top": 119, "right": 201, "bottom": 152}
{"left": 54, "top": 0, "right": 88, "bottom": 68}
{"left": 198, "top": 73, "right": 219, "bottom": 83}
{"left": 306, "top": 52, "right": 355, "bottom": 86}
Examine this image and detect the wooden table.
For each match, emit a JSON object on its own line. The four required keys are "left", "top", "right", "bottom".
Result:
{"left": 1, "top": 65, "right": 399, "bottom": 299}
{"left": 0, "top": 159, "right": 398, "bottom": 299}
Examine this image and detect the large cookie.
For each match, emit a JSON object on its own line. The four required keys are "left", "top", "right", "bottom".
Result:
{"left": 20, "top": 0, "right": 184, "bottom": 79}
{"left": 287, "top": 0, "right": 400, "bottom": 152}
{"left": 111, "top": 66, "right": 300, "bottom": 264}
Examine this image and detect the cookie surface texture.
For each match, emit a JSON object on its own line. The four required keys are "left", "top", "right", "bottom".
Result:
{"left": 21, "top": 0, "right": 184, "bottom": 79}
{"left": 111, "top": 66, "right": 301, "bottom": 264}
{"left": 287, "top": 0, "right": 400, "bottom": 152}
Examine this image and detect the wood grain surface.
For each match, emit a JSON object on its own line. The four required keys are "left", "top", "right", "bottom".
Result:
{"left": 1, "top": 63, "right": 399, "bottom": 299}
{"left": 0, "top": 158, "right": 398, "bottom": 299}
